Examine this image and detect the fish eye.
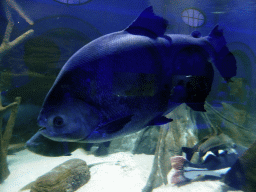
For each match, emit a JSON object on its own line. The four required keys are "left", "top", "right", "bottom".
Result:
{"left": 53, "top": 116, "right": 64, "bottom": 127}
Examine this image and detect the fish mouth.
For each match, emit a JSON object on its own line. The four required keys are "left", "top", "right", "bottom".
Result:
{"left": 38, "top": 127, "right": 65, "bottom": 142}
{"left": 38, "top": 127, "right": 54, "bottom": 138}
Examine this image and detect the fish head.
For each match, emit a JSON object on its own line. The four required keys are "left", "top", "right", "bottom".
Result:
{"left": 26, "top": 130, "right": 78, "bottom": 156}
{"left": 37, "top": 87, "right": 101, "bottom": 142}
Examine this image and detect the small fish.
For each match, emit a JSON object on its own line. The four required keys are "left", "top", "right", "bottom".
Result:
{"left": 170, "top": 145, "right": 247, "bottom": 184}
{"left": 35, "top": 6, "right": 236, "bottom": 144}
{"left": 182, "top": 133, "right": 234, "bottom": 161}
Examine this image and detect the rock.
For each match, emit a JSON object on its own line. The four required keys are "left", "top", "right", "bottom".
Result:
{"left": 224, "top": 141, "right": 256, "bottom": 191}
{"left": 30, "top": 158, "right": 90, "bottom": 192}
{"left": 164, "top": 104, "right": 199, "bottom": 158}
{"left": 106, "top": 126, "right": 160, "bottom": 155}
{"left": 133, "top": 126, "right": 160, "bottom": 155}
{"left": 220, "top": 102, "right": 255, "bottom": 146}
{"left": 94, "top": 141, "right": 110, "bottom": 156}
{"left": 107, "top": 130, "right": 142, "bottom": 154}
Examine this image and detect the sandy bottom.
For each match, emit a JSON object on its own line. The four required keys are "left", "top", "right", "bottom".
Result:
{"left": 0, "top": 149, "right": 242, "bottom": 192}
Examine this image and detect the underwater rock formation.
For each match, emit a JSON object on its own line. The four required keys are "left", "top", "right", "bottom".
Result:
{"left": 219, "top": 102, "right": 256, "bottom": 146}
{"left": 143, "top": 104, "right": 199, "bottom": 191}
{"left": 224, "top": 140, "right": 256, "bottom": 191}
{"left": 30, "top": 158, "right": 90, "bottom": 192}
{"left": 132, "top": 126, "right": 160, "bottom": 155}
{"left": 107, "top": 126, "right": 160, "bottom": 155}
{"left": 141, "top": 100, "right": 254, "bottom": 191}
{"left": 0, "top": 94, "right": 21, "bottom": 183}
{"left": 142, "top": 124, "right": 171, "bottom": 192}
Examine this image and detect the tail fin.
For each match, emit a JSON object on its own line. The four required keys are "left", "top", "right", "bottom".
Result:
{"left": 216, "top": 46, "right": 237, "bottom": 82}
{"left": 208, "top": 25, "right": 237, "bottom": 82}
{"left": 170, "top": 156, "right": 190, "bottom": 184}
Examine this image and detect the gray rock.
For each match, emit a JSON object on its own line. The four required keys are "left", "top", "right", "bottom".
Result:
{"left": 133, "top": 126, "right": 160, "bottom": 155}
{"left": 108, "top": 131, "right": 142, "bottom": 154}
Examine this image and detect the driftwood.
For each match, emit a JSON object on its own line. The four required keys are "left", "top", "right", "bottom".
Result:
{"left": 0, "top": 94, "right": 21, "bottom": 183}
{"left": 0, "top": 0, "right": 34, "bottom": 62}
{"left": 0, "top": 0, "right": 33, "bottom": 183}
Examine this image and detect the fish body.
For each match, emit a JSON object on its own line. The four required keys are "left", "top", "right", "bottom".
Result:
{"left": 183, "top": 145, "right": 247, "bottom": 180}
{"left": 26, "top": 130, "right": 110, "bottom": 156}
{"left": 36, "top": 7, "right": 236, "bottom": 143}
{"left": 170, "top": 145, "right": 247, "bottom": 184}
{"left": 182, "top": 133, "right": 235, "bottom": 161}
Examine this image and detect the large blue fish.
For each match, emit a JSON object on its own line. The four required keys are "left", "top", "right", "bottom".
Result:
{"left": 36, "top": 7, "right": 236, "bottom": 143}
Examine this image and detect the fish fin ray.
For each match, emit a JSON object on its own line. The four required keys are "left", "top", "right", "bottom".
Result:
{"left": 96, "top": 115, "right": 133, "bottom": 134}
{"left": 147, "top": 116, "right": 173, "bottom": 126}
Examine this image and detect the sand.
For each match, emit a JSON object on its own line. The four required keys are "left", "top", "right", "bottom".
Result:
{"left": 0, "top": 149, "right": 241, "bottom": 192}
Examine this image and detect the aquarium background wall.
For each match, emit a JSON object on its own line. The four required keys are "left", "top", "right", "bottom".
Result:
{"left": 0, "top": 0, "right": 256, "bottom": 149}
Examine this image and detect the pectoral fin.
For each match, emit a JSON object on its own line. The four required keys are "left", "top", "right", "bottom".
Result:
{"left": 186, "top": 102, "right": 206, "bottom": 112}
{"left": 147, "top": 116, "right": 173, "bottom": 126}
{"left": 96, "top": 115, "right": 133, "bottom": 134}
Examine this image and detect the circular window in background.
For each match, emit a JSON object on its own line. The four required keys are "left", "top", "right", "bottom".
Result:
{"left": 182, "top": 8, "right": 205, "bottom": 27}
{"left": 53, "top": 0, "right": 93, "bottom": 5}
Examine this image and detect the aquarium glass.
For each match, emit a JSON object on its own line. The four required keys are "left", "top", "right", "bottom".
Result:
{"left": 0, "top": 0, "right": 256, "bottom": 191}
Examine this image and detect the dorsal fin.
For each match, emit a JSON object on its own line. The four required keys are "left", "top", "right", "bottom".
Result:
{"left": 209, "top": 25, "right": 224, "bottom": 38}
{"left": 208, "top": 25, "right": 226, "bottom": 52}
{"left": 191, "top": 31, "right": 201, "bottom": 38}
{"left": 125, "top": 6, "right": 168, "bottom": 37}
